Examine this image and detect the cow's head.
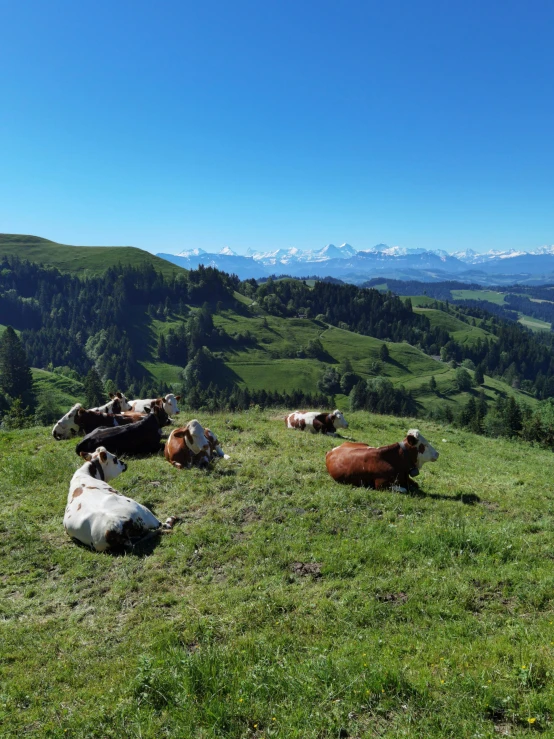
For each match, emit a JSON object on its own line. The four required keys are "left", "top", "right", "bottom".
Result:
{"left": 79, "top": 446, "right": 127, "bottom": 481}
{"left": 331, "top": 410, "right": 349, "bottom": 429}
{"left": 109, "top": 392, "right": 132, "bottom": 412}
{"left": 163, "top": 393, "right": 181, "bottom": 415}
{"left": 405, "top": 429, "right": 439, "bottom": 468}
{"left": 52, "top": 403, "right": 82, "bottom": 440}
{"left": 184, "top": 419, "right": 211, "bottom": 455}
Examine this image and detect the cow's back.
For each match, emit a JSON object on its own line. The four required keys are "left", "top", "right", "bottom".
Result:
{"left": 326, "top": 444, "right": 394, "bottom": 486}
{"left": 65, "top": 481, "right": 161, "bottom": 551}
{"left": 75, "top": 415, "right": 161, "bottom": 456}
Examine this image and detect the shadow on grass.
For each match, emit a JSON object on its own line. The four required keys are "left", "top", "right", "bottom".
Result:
{"left": 71, "top": 533, "right": 164, "bottom": 557}
{"left": 404, "top": 486, "right": 481, "bottom": 505}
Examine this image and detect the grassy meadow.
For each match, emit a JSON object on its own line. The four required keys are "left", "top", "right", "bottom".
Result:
{"left": 1, "top": 410, "right": 554, "bottom": 737}
{"left": 0, "top": 234, "right": 182, "bottom": 279}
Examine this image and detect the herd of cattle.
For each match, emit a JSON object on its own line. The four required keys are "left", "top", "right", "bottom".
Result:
{"left": 52, "top": 393, "right": 439, "bottom": 552}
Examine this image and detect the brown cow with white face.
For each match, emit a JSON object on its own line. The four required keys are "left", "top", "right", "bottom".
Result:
{"left": 326, "top": 429, "right": 439, "bottom": 493}
{"left": 164, "top": 420, "right": 229, "bottom": 469}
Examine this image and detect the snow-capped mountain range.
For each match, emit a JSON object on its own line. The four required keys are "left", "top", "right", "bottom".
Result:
{"left": 156, "top": 243, "right": 554, "bottom": 286}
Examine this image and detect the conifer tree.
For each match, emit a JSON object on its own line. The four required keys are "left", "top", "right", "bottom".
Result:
{"left": 379, "top": 343, "right": 390, "bottom": 362}
{"left": 0, "top": 326, "right": 35, "bottom": 407}
{"left": 84, "top": 367, "right": 105, "bottom": 408}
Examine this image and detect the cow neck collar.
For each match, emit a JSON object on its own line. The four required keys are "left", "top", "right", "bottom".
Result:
{"left": 88, "top": 459, "right": 105, "bottom": 481}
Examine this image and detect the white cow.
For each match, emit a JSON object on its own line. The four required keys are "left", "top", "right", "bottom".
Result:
{"left": 285, "top": 409, "right": 349, "bottom": 436}
{"left": 64, "top": 447, "right": 176, "bottom": 552}
{"left": 91, "top": 392, "right": 132, "bottom": 414}
{"left": 128, "top": 393, "right": 181, "bottom": 416}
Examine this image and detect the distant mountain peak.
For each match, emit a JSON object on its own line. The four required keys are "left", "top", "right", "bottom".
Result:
{"left": 176, "top": 247, "right": 207, "bottom": 257}
{"left": 218, "top": 246, "right": 237, "bottom": 256}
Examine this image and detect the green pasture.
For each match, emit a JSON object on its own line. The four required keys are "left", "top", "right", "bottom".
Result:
{"left": 1, "top": 411, "right": 554, "bottom": 737}
{"left": 32, "top": 369, "right": 86, "bottom": 410}
{"left": 450, "top": 289, "right": 506, "bottom": 305}
{"left": 407, "top": 295, "right": 437, "bottom": 307}
{"left": 0, "top": 234, "right": 182, "bottom": 278}
{"left": 517, "top": 314, "right": 552, "bottom": 332}
{"left": 413, "top": 308, "right": 492, "bottom": 346}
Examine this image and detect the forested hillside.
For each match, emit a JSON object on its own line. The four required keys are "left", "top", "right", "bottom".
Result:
{"left": 2, "top": 255, "right": 554, "bottom": 445}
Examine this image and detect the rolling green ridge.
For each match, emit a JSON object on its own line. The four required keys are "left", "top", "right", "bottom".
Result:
{"left": 412, "top": 308, "right": 492, "bottom": 346}
{"left": 0, "top": 233, "right": 182, "bottom": 278}
{"left": 32, "top": 368, "right": 86, "bottom": 409}
{"left": 140, "top": 306, "right": 533, "bottom": 414}
{"left": 1, "top": 411, "right": 554, "bottom": 737}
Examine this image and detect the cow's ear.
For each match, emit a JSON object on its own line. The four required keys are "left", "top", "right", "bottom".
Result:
{"left": 116, "top": 392, "right": 123, "bottom": 398}
{"left": 99, "top": 450, "right": 107, "bottom": 462}
{"left": 80, "top": 452, "right": 92, "bottom": 461}
{"left": 109, "top": 393, "right": 115, "bottom": 399}
{"left": 407, "top": 434, "right": 418, "bottom": 447}
{"left": 175, "top": 396, "right": 181, "bottom": 401}
{"left": 76, "top": 408, "right": 83, "bottom": 417}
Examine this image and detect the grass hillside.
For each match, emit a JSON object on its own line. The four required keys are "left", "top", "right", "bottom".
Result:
{"left": 0, "top": 234, "right": 182, "bottom": 279}
{"left": 1, "top": 411, "right": 554, "bottom": 737}
{"left": 146, "top": 307, "right": 533, "bottom": 414}
{"left": 412, "top": 308, "right": 492, "bottom": 346}
{"left": 32, "top": 368, "right": 86, "bottom": 409}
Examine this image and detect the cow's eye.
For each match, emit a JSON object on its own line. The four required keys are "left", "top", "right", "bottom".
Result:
{"left": 113, "top": 457, "right": 118, "bottom": 464}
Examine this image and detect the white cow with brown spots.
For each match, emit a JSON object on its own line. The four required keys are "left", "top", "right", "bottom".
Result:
{"left": 64, "top": 447, "right": 176, "bottom": 552}
{"left": 128, "top": 393, "right": 181, "bottom": 416}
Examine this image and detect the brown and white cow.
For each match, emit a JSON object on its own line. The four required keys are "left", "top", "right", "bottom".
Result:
{"left": 164, "top": 420, "right": 229, "bottom": 469}
{"left": 128, "top": 393, "right": 181, "bottom": 416}
{"left": 64, "top": 447, "right": 177, "bottom": 552}
{"left": 91, "top": 392, "right": 133, "bottom": 414}
{"left": 325, "top": 429, "right": 439, "bottom": 493}
{"left": 285, "top": 410, "right": 348, "bottom": 436}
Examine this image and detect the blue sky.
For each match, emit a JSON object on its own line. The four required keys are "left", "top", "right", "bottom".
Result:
{"left": 1, "top": 0, "right": 554, "bottom": 255}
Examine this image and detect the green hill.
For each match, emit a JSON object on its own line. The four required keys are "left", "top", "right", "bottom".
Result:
{"left": 412, "top": 307, "right": 492, "bottom": 346}
{"left": 144, "top": 306, "right": 533, "bottom": 414}
{"left": 2, "top": 411, "right": 554, "bottom": 736}
{"left": 0, "top": 233, "right": 183, "bottom": 278}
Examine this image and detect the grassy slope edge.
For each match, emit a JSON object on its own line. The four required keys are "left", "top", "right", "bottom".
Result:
{"left": 0, "top": 233, "right": 182, "bottom": 279}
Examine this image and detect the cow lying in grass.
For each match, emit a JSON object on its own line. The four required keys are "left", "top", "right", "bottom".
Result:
{"left": 64, "top": 447, "right": 177, "bottom": 552}
{"left": 128, "top": 393, "right": 181, "bottom": 415}
{"left": 325, "top": 429, "right": 439, "bottom": 493}
{"left": 75, "top": 401, "right": 171, "bottom": 457}
{"left": 164, "top": 419, "right": 229, "bottom": 469}
{"left": 52, "top": 404, "right": 145, "bottom": 439}
{"left": 285, "top": 409, "right": 348, "bottom": 435}
{"left": 91, "top": 392, "right": 132, "bottom": 414}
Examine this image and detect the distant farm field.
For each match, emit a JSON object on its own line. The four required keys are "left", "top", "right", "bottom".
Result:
{"left": 2, "top": 411, "right": 554, "bottom": 737}
{"left": 450, "top": 289, "right": 507, "bottom": 304}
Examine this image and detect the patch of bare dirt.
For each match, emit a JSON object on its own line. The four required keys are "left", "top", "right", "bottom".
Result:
{"left": 291, "top": 562, "right": 323, "bottom": 578}
{"left": 375, "top": 592, "right": 408, "bottom": 605}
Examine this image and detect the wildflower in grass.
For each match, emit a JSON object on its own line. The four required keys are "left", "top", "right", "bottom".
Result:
{"left": 528, "top": 718, "right": 536, "bottom": 724}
